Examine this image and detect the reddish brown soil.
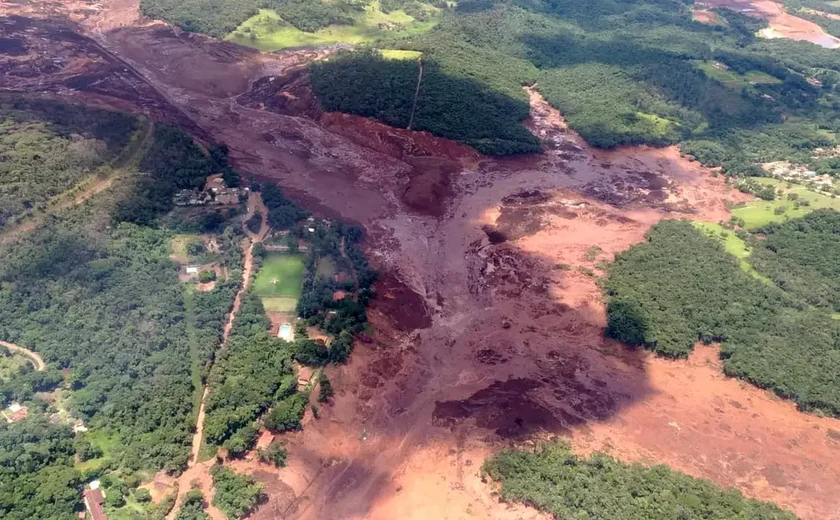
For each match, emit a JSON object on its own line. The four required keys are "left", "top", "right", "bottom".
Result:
{"left": 3, "top": 2, "right": 840, "bottom": 519}
{"left": 692, "top": 9, "right": 724, "bottom": 25}
{"left": 701, "top": 0, "right": 840, "bottom": 47}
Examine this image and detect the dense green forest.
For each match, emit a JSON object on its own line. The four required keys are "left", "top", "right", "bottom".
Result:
{"left": 0, "top": 417, "right": 82, "bottom": 520}
{"left": 307, "top": 0, "right": 840, "bottom": 162}
{"left": 484, "top": 442, "right": 798, "bottom": 520}
{"left": 0, "top": 97, "right": 138, "bottom": 228}
{"left": 113, "top": 124, "right": 224, "bottom": 226}
{"left": 310, "top": 49, "right": 541, "bottom": 155}
{"left": 604, "top": 217, "right": 840, "bottom": 416}
{"left": 0, "top": 106, "right": 246, "bottom": 518}
{"left": 750, "top": 209, "right": 840, "bottom": 311}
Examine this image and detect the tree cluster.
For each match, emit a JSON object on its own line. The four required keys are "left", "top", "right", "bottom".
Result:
{"left": 604, "top": 218, "right": 840, "bottom": 416}
{"left": 0, "top": 417, "right": 82, "bottom": 520}
{"left": 210, "top": 465, "right": 264, "bottom": 519}
{"left": 202, "top": 293, "right": 296, "bottom": 450}
{"left": 484, "top": 441, "right": 798, "bottom": 520}
{"left": 174, "top": 490, "right": 210, "bottom": 520}
{"left": 310, "top": 50, "right": 541, "bottom": 156}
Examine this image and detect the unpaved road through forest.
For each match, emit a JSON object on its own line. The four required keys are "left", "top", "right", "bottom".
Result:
{"left": 2, "top": 1, "right": 840, "bottom": 519}
{"left": 166, "top": 191, "right": 270, "bottom": 520}
{"left": 0, "top": 117, "right": 154, "bottom": 245}
{"left": 0, "top": 341, "right": 46, "bottom": 372}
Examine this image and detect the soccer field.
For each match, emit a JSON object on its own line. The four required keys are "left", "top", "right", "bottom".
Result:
{"left": 253, "top": 253, "right": 305, "bottom": 298}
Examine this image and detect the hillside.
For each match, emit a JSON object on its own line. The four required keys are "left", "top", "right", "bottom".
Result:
{"left": 4, "top": 0, "right": 840, "bottom": 519}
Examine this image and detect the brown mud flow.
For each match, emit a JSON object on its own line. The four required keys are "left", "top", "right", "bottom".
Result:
{"left": 2, "top": 1, "right": 840, "bottom": 519}
{"left": 700, "top": 0, "right": 840, "bottom": 48}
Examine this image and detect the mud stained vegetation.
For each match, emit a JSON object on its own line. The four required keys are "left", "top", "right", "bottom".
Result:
{"left": 2, "top": 1, "right": 840, "bottom": 519}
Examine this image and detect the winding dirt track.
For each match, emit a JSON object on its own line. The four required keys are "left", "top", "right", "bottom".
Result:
{"left": 0, "top": 341, "right": 46, "bottom": 372}
{"left": 2, "top": 1, "right": 840, "bottom": 519}
{"left": 0, "top": 117, "right": 155, "bottom": 245}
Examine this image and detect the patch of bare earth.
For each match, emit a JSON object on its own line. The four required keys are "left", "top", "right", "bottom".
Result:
{"left": 2, "top": 2, "right": 840, "bottom": 519}
{"left": 700, "top": 0, "right": 840, "bottom": 48}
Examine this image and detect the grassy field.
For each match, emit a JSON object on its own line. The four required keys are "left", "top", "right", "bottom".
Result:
{"left": 254, "top": 253, "right": 305, "bottom": 297}
{"left": 732, "top": 178, "right": 840, "bottom": 229}
{"left": 380, "top": 49, "right": 423, "bottom": 60}
{"left": 0, "top": 352, "right": 30, "bottom": 381}
{"left": 226, "top": 2, "right": 438, "bottom": 51}
{"left": 261, "top": 297, "right": 299, "bottom": 312}
{"left": 170, "top": 234, "right": 205, "bottom": 264}
{"left": 316, "top": 256, "right": 337, "bottom": 280}
{"left": 692, "top": 222, "right": 768, "bottom": 282}
{"left": 694, "top": 61, "right": 782, "bottom": 88}
{"left": 76, "top": 429, "right": 122, "bottom": 474}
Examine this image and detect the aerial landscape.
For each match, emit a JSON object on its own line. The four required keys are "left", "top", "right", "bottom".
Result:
{"left": 3, "top": 0, "right": 840, "bottom": 519}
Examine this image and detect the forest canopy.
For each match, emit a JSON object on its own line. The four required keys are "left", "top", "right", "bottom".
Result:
{"left": 0, "top": 97, "right": 138, "bottom": 228}
{"left": 484, "top": 441, "right": 799, "bottom": 520}
{"left": 603, "top": 217, "right": 840, "bottom": 416}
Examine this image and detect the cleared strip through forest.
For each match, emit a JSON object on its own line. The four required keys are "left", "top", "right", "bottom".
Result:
{"left": 167, "top": 191, "right": 270, "bottom": 520}
{"left": 407, "top": 57, "right": 423, "bottom": 131}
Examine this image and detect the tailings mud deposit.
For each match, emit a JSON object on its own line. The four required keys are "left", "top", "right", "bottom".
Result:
{"left": 700, "top": 0, "right": 840, "bottom": 48}
{"left": 3, "top": 1, "right": 840, "bottom": 519}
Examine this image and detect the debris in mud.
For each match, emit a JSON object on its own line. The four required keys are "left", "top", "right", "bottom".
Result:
{"left": 371, "top": 273, "right": 431, "bottom": 331}
{"left": 472, "top": 245, "right": 542, "bottom": 298}
{"left": 481, "top": 225, "right": 508, "bottom": 244}
{"left": 582, "top": 169, "right": 673, "bottom": 207}
{"left": 491, "top": 189, "right": 583, "bottom": 243}
{"left": 433, "top": 378, "right": 570, "bottom": 439}
{"left": 475, "top": 347, "right": 511, "bottom": 366}
{"left": 238, "top": 68, "right": 323, "bottom": 119}
{"left": 0, "top": 37, "right": 26, "bottom": 56}
{"left": 524, "top": 86, "right": 586, "bottom": 159}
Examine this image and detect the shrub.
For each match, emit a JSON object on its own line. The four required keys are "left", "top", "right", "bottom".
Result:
{"left": 257, "top": 442, "right": 288, "bottom": 468}
{"left": 199, "top": 270, "right": 217, "bottom": 283}
{"left": 264, "top": 392, "right": 307, "bottom": 432}
{"left": 134, "top": 488, "right": 152, "bottom": 503}
{"left": 317, "top": 372, "right": 333, "bottom": 403}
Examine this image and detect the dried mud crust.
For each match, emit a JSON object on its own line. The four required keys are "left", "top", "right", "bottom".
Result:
{"left": 0, "top": 14, "right": 201, "bottom": 132}
{"left": 1, "top": 1, "right": 839, "bottom": 518}
{"left": 701, "top": 0, "right": 840, "bottom": 47}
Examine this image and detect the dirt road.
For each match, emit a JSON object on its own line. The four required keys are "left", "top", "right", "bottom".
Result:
{"left": 0, "top": 117, "right": 154, "bottom": 246}
{"left": 167, "top": 192, "right": 270, "bottom": 520}
{"left": 0, "top": 341, "right": 46, "bottom": 372}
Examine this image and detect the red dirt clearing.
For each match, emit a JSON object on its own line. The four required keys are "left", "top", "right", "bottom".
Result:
{"left": 701, "top": 0, "right": 840, "bottom": 48}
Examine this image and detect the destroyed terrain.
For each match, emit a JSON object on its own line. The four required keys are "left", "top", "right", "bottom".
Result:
{"left": 2, "top": 0, "right": 840, "bottom": 519}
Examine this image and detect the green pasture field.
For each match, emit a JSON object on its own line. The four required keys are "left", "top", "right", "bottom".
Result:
{"left": 253, "top": 253, "right": 305, "bottom": 299}
{"left": 694, "top": 61, "right": 782, "bottom": 88}
{"left": 692, "top": 221, "right": 768, "bottom": 282}
{"left": 226, "top": 2, "right": 438, "bottom": 52}
{"left": 732, "top": 178, "right": 840, "bottom": 229}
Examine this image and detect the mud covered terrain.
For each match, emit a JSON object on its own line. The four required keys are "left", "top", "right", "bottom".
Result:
{"left": 3, "top": 1, "right": 840, "bottom": 519}
{"left": 700, "top": 0, "right": 840, "bottom": 47}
